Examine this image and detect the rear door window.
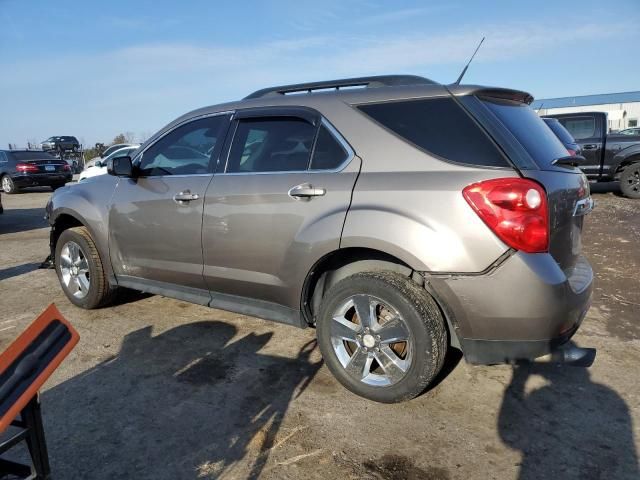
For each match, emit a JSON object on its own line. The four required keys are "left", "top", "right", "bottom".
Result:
{"left": 226, "top": 118, "right": 316, "bottom": 173}
{"left": 357, "top": 97, "right": 508, "bottom": 167}
{"left": 310, "top": 124, "right": 349, "bottom": 170}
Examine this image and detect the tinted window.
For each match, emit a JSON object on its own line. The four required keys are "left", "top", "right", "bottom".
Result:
{"left": 481, "top": 98, "right": 568, "bottom": 167}
{"left": 357, "top": 97, "right": 507, "bottom": 167}
{"left": 0, "top": 152, "right": 7, "bottom": 163}
{"left": 227, "top": 118, "right": 315, "bottom": 173}
{"left": 310, "top": 125, "right": 348, "bottom": 170}
{"left": 11, "top": 151, "right": 57, "bottom": 161}
{"left": 543, "top": 118, "right": 575, "bottom": 144}
{"left": 557, "top": 117, "right": 596, "bottom": 140}
{"left": 139, "top": 116, "right": 228, "bottom": 176}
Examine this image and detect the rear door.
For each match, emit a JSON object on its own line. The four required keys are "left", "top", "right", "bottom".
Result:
{"left": 202, "top": 109, "right": 359, "bottom": 310}
{"left": 108, "top": 114, "right": 230, "bottom": 300}
{"left": 554, "top": 114, "right": 605, "bottom": 179}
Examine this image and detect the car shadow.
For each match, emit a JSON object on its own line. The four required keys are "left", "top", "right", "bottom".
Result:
{"left": 497, "top": 346, "right": 639, "bottom": 479}
{"left": 40, "top": 321, "right": 322, "bottom": 479}
{"left": 590, "top": 181, "right": 620, "bottom": 195}
{"left": 0, "top": 262, "right": 41, "bottom": 281}
{"left": 0, "top": 207, "right": 48, "bottom": 235}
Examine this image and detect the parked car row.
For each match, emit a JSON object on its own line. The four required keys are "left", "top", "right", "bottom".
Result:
{"left": 45, "top": 75, "right": 596, "bottom": 403}
{"left": 544, "top": 112, "right": 640, "bottom": 198}
{"left": 79, "top": 146, "right": 139, "bottom": 182}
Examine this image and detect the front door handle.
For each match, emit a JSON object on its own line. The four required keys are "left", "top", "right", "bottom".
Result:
{"left": 288, "top": 183, "right": 326, "bottom": 199}
{"left": 173, "top": 191, "right": 200, "bottom": 203}
{"left": 583, "top": 144, "right": 598, "bottom": 150}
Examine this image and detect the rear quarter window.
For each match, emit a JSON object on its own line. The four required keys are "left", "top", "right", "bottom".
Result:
{"left": 357, "top": 97, "right": 509, "bottom": 168}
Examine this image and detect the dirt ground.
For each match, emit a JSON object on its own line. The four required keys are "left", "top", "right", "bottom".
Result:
{"left": 0, "top": 183, "right": 638, "bottom": 480}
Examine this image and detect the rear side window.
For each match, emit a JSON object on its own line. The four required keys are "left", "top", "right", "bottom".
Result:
{"left": 557, "top": 117, "right": 596, "bottom": 140}
{"left": 357, "top": 97, "right": 508, "bottom": 167}
{"left": 481, "top": 97, "right": 569, "bottom": 167}
{"left": 227, "top": 118, "right": 316, "bottom": 173}
{"left": 310, "top": 125, "right": 348, "bottom": 170}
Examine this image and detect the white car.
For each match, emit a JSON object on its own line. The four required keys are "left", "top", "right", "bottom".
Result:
{"left": 85, "top": 143, "right": 140, "bottom": 169}
{"left": 79, "top": 146, "right": 139, "bottom": 181}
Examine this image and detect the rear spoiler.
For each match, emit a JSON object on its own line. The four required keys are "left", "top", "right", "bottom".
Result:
{"left": 447, "top": 85, "right": 534, "bottom": 105}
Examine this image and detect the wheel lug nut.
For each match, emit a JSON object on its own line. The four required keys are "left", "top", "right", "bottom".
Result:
{"left": 363, "top": 347, "right": 368, "bottom": 352}
{"left": 375, "top": 347, "right": 380, "bottom": 352}
{"left": 376, "top": 335, "right": 380, "bottom": 340}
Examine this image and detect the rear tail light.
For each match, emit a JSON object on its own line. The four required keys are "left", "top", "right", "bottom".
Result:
{"left": 63, "top": 164, "right": 71, "bottom": 171}
{"left": 567, "top": 148, "right": 577, "bottom": 156}
{"left": 15, "top": 162, "right": 40, "bottom": 173}
{"left": 463, "top": 178, "right": 548, "bottom": 253}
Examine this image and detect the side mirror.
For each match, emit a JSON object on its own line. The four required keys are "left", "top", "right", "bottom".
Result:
{"left": 107, "top": 156, "right": 134, "bottom": 177}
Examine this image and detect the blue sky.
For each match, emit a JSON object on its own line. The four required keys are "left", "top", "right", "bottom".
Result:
{"left": 1, "top": 0, "right": 639, "bottom": 146}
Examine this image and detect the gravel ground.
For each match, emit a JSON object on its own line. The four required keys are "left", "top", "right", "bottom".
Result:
{"left": 0, "top": 183, "right": 638, "bottom": 480}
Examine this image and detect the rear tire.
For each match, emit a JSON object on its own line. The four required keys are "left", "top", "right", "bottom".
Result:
{"left": 55, "top": 226, "right": 114, "bottom": 309}
{"left": 620, "top": 163, "right": 640, "bottom": 199}
{"left": 1, "top": 175, "right": 17, "bottom": 194}
{"left": 316, "top": 271, "right": 447, "bottom": 403}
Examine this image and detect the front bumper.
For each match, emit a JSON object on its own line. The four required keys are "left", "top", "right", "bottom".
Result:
{"left": 13, "top": 173, "right": 72, "bottom": 187}
{"left": 427, "top": 252, "right": 593, "bottom": 364}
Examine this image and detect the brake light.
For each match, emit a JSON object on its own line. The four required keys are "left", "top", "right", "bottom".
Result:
{"left": 16, "top": 162, "right": 39, "bottom": 173}
{"left": 567, "top": 148, "right": 576, "bottom": 156}
{"left": 63, "top": 164, "right": 71, "bottom": 171}
{"left": 463, "top": 178, "right": 548, "bottom": 253}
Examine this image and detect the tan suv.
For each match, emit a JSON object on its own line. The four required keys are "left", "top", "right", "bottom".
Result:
{"left": 46, "top": 75, "right": 595, "bottom": 402}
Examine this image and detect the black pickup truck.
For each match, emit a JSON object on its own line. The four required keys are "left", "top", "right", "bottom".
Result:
{"left": 546, "top": 112, "right": 640, "bottom": 198}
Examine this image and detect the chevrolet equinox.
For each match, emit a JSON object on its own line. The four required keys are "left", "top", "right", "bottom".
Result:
{"left": 46, "top": 75, "right": 594, "bottom": 403}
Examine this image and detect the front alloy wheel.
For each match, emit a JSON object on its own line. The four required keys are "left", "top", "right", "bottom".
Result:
{"left": 59, "top": 241, "right": 91, "bottom": 299}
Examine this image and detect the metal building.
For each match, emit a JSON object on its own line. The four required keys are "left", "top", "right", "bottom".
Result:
{"left": 532, "top": 91, "right": 640, "bottom": 133}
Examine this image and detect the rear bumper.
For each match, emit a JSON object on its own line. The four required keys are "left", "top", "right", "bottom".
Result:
{"left": 427, "top": 252, "right": 593, "bottom": 365}
{"left": 13, "top": 173, "right": 72, "bottom": 187}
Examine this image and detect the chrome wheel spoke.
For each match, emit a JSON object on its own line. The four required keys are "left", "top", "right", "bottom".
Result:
{"left": 59, "top": 253, "right": 73, "bottom": 268}
{"left": 77, "top": 275, "right": 89, "bottom": 295}
{"left": 352, "top": 294, "right": 375, "bottom": 329}
{"left": 374, "top": 345, "right": 409, "bottom": 384}
{"left": 377, "top": 316, "right": 410, "bottom": 344}
{"left": 345, "top": 347, "right": 373, "bottom": 380}
{"left": 77, "top": 258, "right": 89, "bottom": 275}
{"left": 331, "top": 316, "right": 360, "bottom": 342}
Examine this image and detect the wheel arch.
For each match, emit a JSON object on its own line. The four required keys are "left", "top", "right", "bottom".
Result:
{"left": 300, "top": 247, "right": 460, "bottom": 348}
{"left": 50, "top": 209, "right": 115, "bottom": 284}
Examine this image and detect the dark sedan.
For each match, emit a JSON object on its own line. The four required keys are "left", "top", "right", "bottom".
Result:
{"left": 0, "top": 150, "right": 72, "bottom": 194}
{"left": 542, "top": 117, "right": 582, "bottom": 156}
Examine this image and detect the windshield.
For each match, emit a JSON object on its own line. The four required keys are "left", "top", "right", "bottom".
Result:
{"left": 481, "top": 97, "right": 569, "bottom": 167}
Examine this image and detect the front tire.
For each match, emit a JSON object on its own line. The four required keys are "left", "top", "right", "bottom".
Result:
{"left": 1, "top": 175, "right": 18, "bottom": 194}
{"left": 55, "top": 226, "right": 114, "bottom": 309}
{"left": 316, "top": 271, "right": 447, "bottom": 403}
{"left": 620, "top": 163, "right": 640, "bottom": 199}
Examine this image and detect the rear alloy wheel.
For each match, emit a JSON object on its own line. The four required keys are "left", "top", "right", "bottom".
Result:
{"left": 317, "top": 271, "right": 447, "bottom": 403}
{"left": 55, "top": 226, "right": 114, "bottom": 309}
{"left": 620, "top": 163, "right": 640, "bottom": 199}
{"left": 1, "top": 175, "right": 17, "bottom": 194}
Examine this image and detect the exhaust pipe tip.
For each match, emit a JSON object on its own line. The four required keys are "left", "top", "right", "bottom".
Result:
{"left": 534, "top": 345, "right": 596, "bottom": 367}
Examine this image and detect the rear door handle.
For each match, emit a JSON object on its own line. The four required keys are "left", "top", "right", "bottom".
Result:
{"left": 288, "top": 183, "right": 326, "bottom": 199}
{"left": 583, "top": 144, "right": 598, "bottom": 150}
{"left": 173, "top": 191, "right": 200, "bottom": 203}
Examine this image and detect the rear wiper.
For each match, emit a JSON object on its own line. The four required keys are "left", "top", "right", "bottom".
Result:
{"left": 552, "top": 155, "right": 584, "bottom": 168}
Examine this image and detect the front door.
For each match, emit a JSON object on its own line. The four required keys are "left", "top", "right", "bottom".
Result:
{"left": 202, "top": 112, "right": 359, "bottom": 311}
{"left": 109, "top": 114, "right": 230, "bottom": 299}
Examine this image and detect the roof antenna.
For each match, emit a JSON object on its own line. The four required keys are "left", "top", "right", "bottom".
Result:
{"left": 455, "top": 37, "right": 485, "bottom": 85}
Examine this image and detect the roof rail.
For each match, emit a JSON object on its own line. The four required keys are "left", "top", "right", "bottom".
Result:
{"left": 244, "top": 75, "right": 437, "bottom": 99}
